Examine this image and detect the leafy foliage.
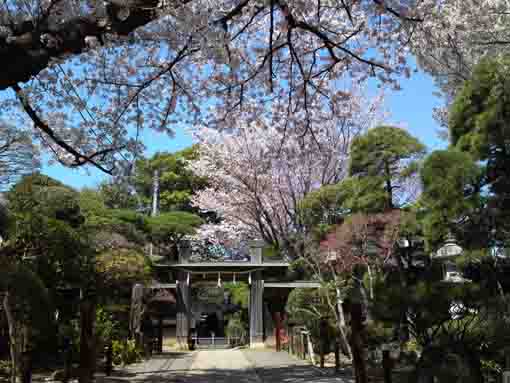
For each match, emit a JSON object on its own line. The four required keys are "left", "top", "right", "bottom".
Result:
{"left": 349, "top": 125, "right": 426, "bottom": 209}
{"left": 225, "top": 312, "right": 247, "bottom": 340}
{"left": 95, "top": 306, "right": 118, "bottom": 344}
{"left": 98, "top": 181, "right": 139, "bottom": 211}
{"left": 5, "top": 174, "right": 94, "bottom": 288}
{"left": 111, "top": 339, "right": 142, "bottom": 366}
{"left": 146, "top": 211, "right": 203, "bottom": 244}
{"left": 96, "top": 249, "right": 151, "bottom": 298}
{"left": 0, "top": 124, "right": 39, "bottom": 191}
{"left": 223, "top": 282, "right": 249, "bottom": 309}
{"left": 448, "top": 55, "right": 510, "bottom": 241}
{"left": 298, "top": 177, "right": 389, "bottom": 233}
{"left": 0, "top": 264, "right": 54, "bottom": 342}
{"left": 420, "top": 150, "right": 484, "bottom": 248}
{"left": 134, "top": 146, "right": 208, "bottom": 213}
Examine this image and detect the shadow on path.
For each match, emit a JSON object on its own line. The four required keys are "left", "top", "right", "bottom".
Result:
{"left": 96, "top": 349, "right": 354, "bottom": 383}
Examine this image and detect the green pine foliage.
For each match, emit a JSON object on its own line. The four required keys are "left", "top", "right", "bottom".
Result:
{"left": 420, "top": 150, "right": 484, "bottom": 249}
{"left": 448, "top": 55, "right": 510, "bottom": 242}
{"left": 134, "top": 146, "right": 208, "bottom": 213}
{"left": 350, "top": 125, "right": 426, "bottom": 209}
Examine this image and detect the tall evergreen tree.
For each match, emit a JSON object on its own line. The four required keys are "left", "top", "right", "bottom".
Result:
{"left": 449, "top": 55, "right": 510, "bottom": 242}
{"left": 349, "top": 126, "right": 426, "bottom": 209}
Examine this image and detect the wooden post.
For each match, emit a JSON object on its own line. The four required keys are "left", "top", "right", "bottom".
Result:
{"left": 274, "top": 312, "right": 281, "bottom": 352}
{"left": 157, "top": 316, "right": 163, "bottom": 353}
{"left": 63, "top": 336, "right": 72, "bottom": 383}
{"left": 382, "top": 350, "right": 393, "bottom": 383}
{"left": 301, "top": 331, "right": 305, "bottom": 359}
{"left": 105, "top": 342, "right": 113, "bottom": 376}
{"left": 335, "top": 341, "right": 340, "bottom": 372}
{"left": 21, "top": 349, "right": 31, "bottom": 383}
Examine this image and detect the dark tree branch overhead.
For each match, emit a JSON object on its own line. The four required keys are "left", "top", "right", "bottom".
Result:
{"left": 0, "top": 0, "right": 419, "bottom": 91}
{"left": 0, "top": 0, "right": 426, "bottom": 174}
{"left": 0, "top": 0, "right": 164, "bottom": 90}
{"left": 12, "top": 83, "right": 118, "bottom": 174}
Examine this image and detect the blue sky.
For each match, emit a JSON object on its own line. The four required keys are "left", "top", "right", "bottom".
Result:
{"left": 43, "top": 66, "right": 447, "bottom": 189}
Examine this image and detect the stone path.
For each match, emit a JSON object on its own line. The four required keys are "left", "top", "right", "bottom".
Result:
{"left": 96, "top": 349, "right": 353, "bottom": 383}
{"left": 243, "top": 350, "right": 354, "bottom": 383}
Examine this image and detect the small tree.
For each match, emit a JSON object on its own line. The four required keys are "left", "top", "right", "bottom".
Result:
{"left": 349, "top": 125, "right": 426, "bottom": 209}
{"left": 319, "top": 211, "right": 402, "bottom": 383}
{"left": 2, "top": 174, "right": 96, "bottom": 383}
{"left": 145, "top": 211, "right": 203, "bottom": 260}
{"left": 134, "top": 147, "right": 208, "bottom": 214}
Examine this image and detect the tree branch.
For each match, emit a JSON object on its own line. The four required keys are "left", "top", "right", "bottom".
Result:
{"left": 12, "top": 83, "right": 116, "bottom": 174}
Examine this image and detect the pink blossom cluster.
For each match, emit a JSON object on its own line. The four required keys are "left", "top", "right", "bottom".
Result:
{"left": 189, "top": 87, "right": 385, "bottom": 247}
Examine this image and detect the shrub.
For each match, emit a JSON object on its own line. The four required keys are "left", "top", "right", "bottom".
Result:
{"left": 111, "top": 339, "right": 142, "bottom": 366}
{"left": 225, "top": 313, "right": 247, "bottom": 341}
{"left": 95, "top": 307, "right": 118, "bottom": 344}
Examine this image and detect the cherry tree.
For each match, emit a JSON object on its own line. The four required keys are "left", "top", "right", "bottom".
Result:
{"left": 189, "top": 87, "right": 384, "bottom": 254}
{"left": 411, "top": 0, "right": 510, "bottom": 126}
{"left": 0, "top": 0, "right": 479, "bottom": 174}
{"left": 0, "top": 123, "right": 40, "bottom": 190}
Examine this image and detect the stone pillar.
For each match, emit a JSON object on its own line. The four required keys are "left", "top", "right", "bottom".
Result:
{"left": 249, "top": 271, "right": 264, "bottom": 347}
{"left": 178, "top": 240, "right": 191, "bottom": 264}
{"left": 176, "top": 272, "right": 191, "bottom": 349}
{"left": 249, "top": 240, "right": 265, "bottom": 263}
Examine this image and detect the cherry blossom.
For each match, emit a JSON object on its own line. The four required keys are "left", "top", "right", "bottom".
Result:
{"left": 189, "top": 87, "right": 385, "bottom": 252}
{"left": 0, "top": 0, "right": 502, "bottom": 172}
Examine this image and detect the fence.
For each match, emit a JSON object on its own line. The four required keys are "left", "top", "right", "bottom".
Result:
{"left": 285, "top": 326, "right": 309, "bottom": 360}
{"left": 191, "top": 336, "right": 245, "bottom": 349}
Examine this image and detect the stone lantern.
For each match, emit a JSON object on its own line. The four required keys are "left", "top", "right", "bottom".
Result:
{"left": 432, "top": 233, "right": 468, "bottom": 283}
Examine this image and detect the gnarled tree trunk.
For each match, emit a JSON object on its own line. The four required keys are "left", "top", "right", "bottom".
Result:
{"left": 334, "top": 287, "right": 352, "bottom": 359}
{"left": 3, "top": 291, "right": 29, "bottom": 383}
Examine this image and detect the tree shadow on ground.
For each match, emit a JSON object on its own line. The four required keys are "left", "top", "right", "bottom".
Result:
{"left": 97, "top": 364, "right": 354, "bottom": 383}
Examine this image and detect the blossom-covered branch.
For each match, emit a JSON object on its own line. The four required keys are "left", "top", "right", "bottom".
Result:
{"left": 189, "top": 87, "right": 385, "bottom": 255}
{"left": 0, "top": 0, "right": 426, "bottom": 172}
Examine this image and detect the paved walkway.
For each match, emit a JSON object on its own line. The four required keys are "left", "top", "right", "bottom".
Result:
{"left": 97, "top": 349, "right": 353, "bottom": 383}
{"left": 243, "top": 350, "right": 354, "bottom": 383}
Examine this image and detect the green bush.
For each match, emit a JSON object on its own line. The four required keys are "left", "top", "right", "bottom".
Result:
{"left": 0, "top": 360, "right": 11, "bottom": 377}
{"left": 96, "top": 307, "right": 118, "bottom": 344}
{"left": 481, "top": 359, "right": 502, "bottom": 376}
{"left": 112, "top": 339, "right": 142, "bottom": 366}
{"left": 365, "top": 320, "right": 393, "bottom": 347}
{"left": 225, "top": 313, "right": 247, "bottom": 340}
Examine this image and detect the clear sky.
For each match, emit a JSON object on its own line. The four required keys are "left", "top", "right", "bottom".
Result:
{"left": 42, "top": 64, "right": 447, "bottom": 189}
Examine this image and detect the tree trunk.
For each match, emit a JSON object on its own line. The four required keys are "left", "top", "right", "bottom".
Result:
{"left": 350, "top": 302, "right": 368, "bottom": 383}
{"left": 396, "top": 249, "right": 409, "bottom": 347}
{"left": 3, "top": 291, "right": 27, "bottom": 383}
{"left": 335, "top": 287, "right": 352, "bottom": 359}
{"left": 366, "top": 265, "right": 374, "bottom": 300}
{"left": 79, "top": 297, "right": 96, "bottom": 383}
{"left": 350, "top": 267, "right": 369, "bottom": 383}
{"left": 129, "top": 284, "right": 145, "bottom": 346}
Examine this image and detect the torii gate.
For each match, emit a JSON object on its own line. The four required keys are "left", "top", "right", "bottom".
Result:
{"left": 132, "top": 240, "right": 320, "bottom": 349}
